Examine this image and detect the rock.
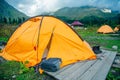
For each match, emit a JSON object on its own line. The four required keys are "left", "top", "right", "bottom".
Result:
{"left": 0, "top": 57, "right": 6, "bottom": 63}
{"left": 0, "top": 45, "right": 5, "bottom": 50}
{"left": 114, "top": 59, "right": 120, "bottom": 64}
{"left": 12, "top": 75, "right": 16, "bottom": 79}
{"left": 0, "top": 41, "right": 6, "bottom": 46}
{"left": 112, "top": 45, "right": 118, "bottom": 50}
{"left": 84, "top": 28, "right": 87, "bottom": 30}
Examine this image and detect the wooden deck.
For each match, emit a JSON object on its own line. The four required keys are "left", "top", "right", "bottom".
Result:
{"left": 45, "top": 50, "right": 117, "bottom": 80}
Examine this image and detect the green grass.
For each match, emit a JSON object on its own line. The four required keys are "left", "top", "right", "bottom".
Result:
{"left": 0, "top": 36, "right": 9, "bottom": 42}
{"left": 76, "top": 27, "right": 120, "bottom": 53}
{"left": 0, "top": 60, "right": 54, "bottom": 80}
{"left": 106, "top": 67, "right": 120, "bottom": 80}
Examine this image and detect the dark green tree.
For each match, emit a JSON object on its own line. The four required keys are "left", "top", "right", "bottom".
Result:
{"left": 22, "top": 17, "right": 25, "bottom": 22}
{"left": 12, "top": 18, "right": 17, "bottom": 24}
{"left": 8, "top": 17, "right": 12, "bottom": 24}
{"left": 0, "top": 16, "right": 2, "bottom": 23}
{"left": 118, "top": 14, "right": 120, "bottom": 24}
{"left": 3, "top": 17, "right": 7, "bottom": 23}
{"left": 18, "top": 17, "right": 22, "bottom": 24}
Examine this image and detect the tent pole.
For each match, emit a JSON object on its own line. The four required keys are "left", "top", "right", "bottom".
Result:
{"left": 35, "top": 16, "right": 44, "bottom": 73}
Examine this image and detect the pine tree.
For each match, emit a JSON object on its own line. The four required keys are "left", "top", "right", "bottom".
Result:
{"left": 12, "top": 18, "right": 16, "bottom": 24}
{"left": 22, "top": 17, "right": 25, "bottom": 22}
{"left": 18, "top": 17, "right": 22, "bottom": 23}
{"left": 3, "top": 17, "right": 7, "bottom": 23}
{"left": 9, "top": 17, "right": 12, "bottom": 24}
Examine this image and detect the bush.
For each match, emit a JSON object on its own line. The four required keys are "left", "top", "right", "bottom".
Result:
{"left": 0, "top": 61, "right": 49, "bottom": 80}
{"left": 0, "top": 24, "right": 17, "bottom": 37}
{"left": 106, "top": 67, "right": 120, "bottom": 80}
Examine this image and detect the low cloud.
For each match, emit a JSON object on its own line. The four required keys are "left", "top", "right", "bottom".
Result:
{"left": 17, "top": 0, "right": 62, "bottom": 16}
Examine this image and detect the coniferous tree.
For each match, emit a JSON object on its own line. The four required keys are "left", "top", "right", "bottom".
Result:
{"left": 118, "top": 14, "right": 120, "bottom": 24}
{"left": 3, "top": 17, "right": 7, "bottom": 23}
{"left": 9, "top": 17, "right": 12, "bottom": 24}
{"left": 22, "top": 17, "right": 25, "bottom": 22}
{"left": 18, "top": 17, "right": 22, "bottom": 23}
{"left": 0, "top": 16, "right": 2, "bottom": 23}
{"left": 12, "top": 18, "right": 16, "bottom": 24}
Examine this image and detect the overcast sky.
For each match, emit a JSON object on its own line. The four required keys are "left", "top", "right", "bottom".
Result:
{"left": 5, "top": 0, "right": 120, "bottom": 17}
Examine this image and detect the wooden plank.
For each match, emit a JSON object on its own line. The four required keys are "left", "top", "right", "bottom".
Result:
{"left": 45, "top": 63, "right": 72, "bottom": 76}
{"left": 50, "top": 61, "right": 86, "bottom": 79}
{"left": 45, "top": 50, "right": 116, "bottom": 80}
{"left": 77, "top": 51, "right": 111, "bottom": 80}
{"left": 63, "top": 52, "right": 108, "bottom": 80}
{"left": 45, "top": 60, "right": 97, "bottom": 80}
{"left": 58, "top": 60, "right": 96, "bottom": 80}
{"left": 92, "top": 51, "right": 117, "bottom": 80}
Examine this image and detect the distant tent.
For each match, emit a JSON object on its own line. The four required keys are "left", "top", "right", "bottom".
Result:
{"left": 97, "top": 25, "right": 114, "bottom": 34}
{"left": 0, "top": 16, "right": 96, "bottom": 67}
{"left": 114, "top": 26, "right": 120, "bottom": 32}
{"left": 71, "top": 20, "right": 84, "bottom": 27}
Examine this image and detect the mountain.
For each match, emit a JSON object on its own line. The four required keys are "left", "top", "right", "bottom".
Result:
{"left": 0, "top": 0, "right": 28, "bottom": 20}
{"left": 48, "top": 6, "right": 120, "bottom": 26}
{"left": 53, "top": 6, "right": 118, "bottom": 20}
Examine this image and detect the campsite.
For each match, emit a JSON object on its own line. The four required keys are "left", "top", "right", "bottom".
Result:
{"left": 0, "top": 20, "right": 120, "bottom": 80}
{"left": 0, "top": 0, "right": 120, "bottom": 80}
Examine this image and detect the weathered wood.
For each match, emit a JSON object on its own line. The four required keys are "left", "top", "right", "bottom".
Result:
{"left": 57, "top": 60, "right": 96, "bottom": 80}
{"left": 79, "top": 50, "right": 116, "bottom": 80}
{"left": 76, "top": 52, "right": 110, "bottom": 80}
{"left": 92, "top": 51, "right": 117, "bottom": 80}
{"left": 45, "top": 50, "right": 116, "bottom": 80}
{"left": 63, "top": 53, "right": 107, "bottom": 80}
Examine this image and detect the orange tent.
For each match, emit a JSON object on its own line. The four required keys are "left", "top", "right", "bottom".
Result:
{"left": 114, "top": 26, "right": 120, "bottom": 32}
{"left": 0, "top": 16, "right": 96, "bottom": 67}
{"left": 97, "top": 25, "right": 114, "bottom": 34}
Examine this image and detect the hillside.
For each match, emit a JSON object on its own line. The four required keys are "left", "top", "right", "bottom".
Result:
{"left": 48, "top": 6, "right": 120, "bottom": 26}
{"left": 0, "top": 0, "right": 28, "bottom": 20}
{"left": 53, "top": 6, "right": 117, "bottom": 20}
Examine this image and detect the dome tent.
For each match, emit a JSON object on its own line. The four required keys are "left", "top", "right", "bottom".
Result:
{"left": 0, "top": 16, "right": 96, "bottom": 67}
{"left": 114, "top": 25, "right": 120, "bottom": 32}
{"left": 97, "top": 25, "right": 114, "bottom": 34}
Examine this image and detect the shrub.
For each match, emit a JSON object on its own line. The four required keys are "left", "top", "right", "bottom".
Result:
{"left": 0, "top": 61, "right": 47, "bottom": 80}
{"left": 0, "top": 24, "right": 17, "bottom": 37}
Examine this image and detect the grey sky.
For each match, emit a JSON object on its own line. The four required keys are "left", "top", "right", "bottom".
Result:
{"left": 5, "top": 0, "right": 120, "bottom": 16}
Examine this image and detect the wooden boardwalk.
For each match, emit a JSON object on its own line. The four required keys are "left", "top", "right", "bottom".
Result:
{"left": 45, "top": 50, "right": 117, "bottom": 80}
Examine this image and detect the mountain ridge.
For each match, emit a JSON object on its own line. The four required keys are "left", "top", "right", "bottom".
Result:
{"left": 52, "top": 6, "right": 118, "bottom": 20}
{"left": 0, "top": 0, "right": 28, "bottom": 19}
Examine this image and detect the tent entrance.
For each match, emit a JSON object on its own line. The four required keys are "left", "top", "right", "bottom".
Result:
{"left": 42, "top": 32, "right": 54, "bottom": 60}
{"left": 41, "top": 26, "right": 55, "bottom": 60}
{"left": 42, "top": 47, "right": 49, "bottom": 60}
